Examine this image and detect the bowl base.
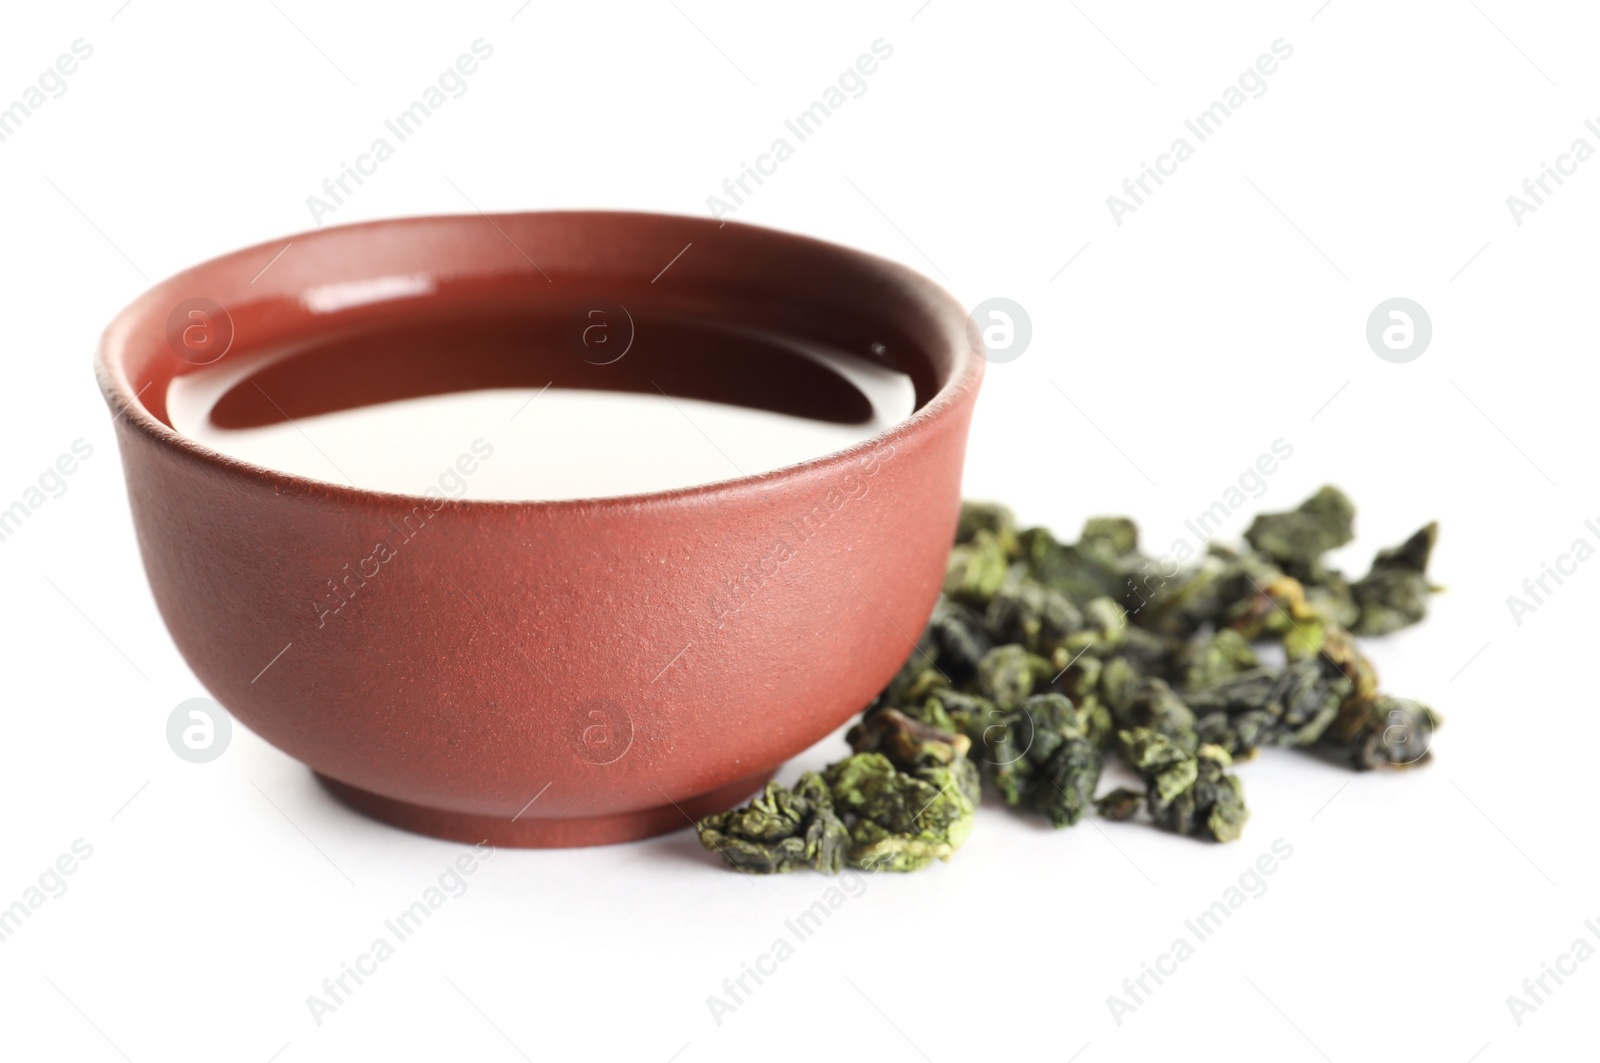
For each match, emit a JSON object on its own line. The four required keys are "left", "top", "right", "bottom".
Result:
{"left": 315, "top": 770, "right": 774, "bottom": 849}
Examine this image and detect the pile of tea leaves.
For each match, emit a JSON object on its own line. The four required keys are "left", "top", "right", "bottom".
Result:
{"left": 696, "top": 486, "right": 1442, "bottom": 873}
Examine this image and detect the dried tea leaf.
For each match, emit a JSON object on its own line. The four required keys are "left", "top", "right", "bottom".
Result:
{"left": 916, "top": 688, "right": 995, "bottom": 738}
{"left": 1244, "top": 485, "right": 1356, "bottom": 570}
{"left": 1053, "top": 654, "right": 1116, "bottom": 748}
{"left": 878, "top": 619, "right": 945, "bottom": 709}
{"left": 1320, "top": 694, "right": 1442, "bottom": 770}
{"left": 1303, "top": 569, "right": 1359, "bottom": 629}
{"left": 985, "top": 568, "right": 1083, "bottom": 654}
{"left": 975, "top": 644, "right": 1053, "bottom": 710}
{"left": 696, "top": 773, "right": 849, "bottom": 874}
{"left": 1121, "top": 729, "right": 1248, "bottom": 842}
{"left": 957, "top": 501, "right": 1021, "bottom": 559}
{"left": 1138, "top": 552, "right": 1239, "bottom": 638}
{"left": 1180, "top": 629, "right": 1260, "bottom": 690}
{"left": 848, "top": 706, "right": 970, "bottom": 765}
{"left": 944, "top": 530, "right": 1010, "bottom": 606}
{"left": 1096, "top": 787, "right": 1144, "bottom": 821}
{"left": 1317, "top": 625, "right": 1380, "bottom": 704}
{"left": 1031, "top": 732, "right": 1103, "bottom": 827}
{"left": 1117, "top": 677, "right": 1198, "bottom": 744}
{"left": 924, "top": 598, "right": 991, "bottom": 684}
{"left": 1094, "top": 651, "right": 1140, "bottom": 707}
{"left": 1181, "top": 744, "right": 1249, "bottom": 843}
{"left": 1117, "top": 625, "right": 1176, "bottom": 677}
{"left": 1120, "top": 728, "right": 1198, "bottom": 801}
{"left": 824, "top": 753, "right": 976, "bottom": 872}
{"left": 981, "top": 693, "right": 1104, "bottom": 826}
{"left": 1183, "top": 660, "right": 1350, "bottom": 755}
{"left": 1223, "top": 566, "right": 1327, "bottom": 657}
{"left": 1017, "top": 525, "right": 1126, "bottom": 603}
{"left": 847, "top": 706, "right": 980, "bottom": 805}
{"left": 1351, "top": 522, "right": 1440, "bottom": 635}
{"left": 1061, "top": 596, "right": 1131, "bottom": 660}
{"left": 1079, "top": 516, "right": 1140, "bottom": 562}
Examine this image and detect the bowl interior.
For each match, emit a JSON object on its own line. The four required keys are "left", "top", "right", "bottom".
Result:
{"left": 101, "top": 211, "right": 979, "bottom": 506}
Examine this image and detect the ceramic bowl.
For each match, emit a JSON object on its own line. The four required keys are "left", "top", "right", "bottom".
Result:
{"left": 95, "top": 211, "right": 983, "bottom": 846}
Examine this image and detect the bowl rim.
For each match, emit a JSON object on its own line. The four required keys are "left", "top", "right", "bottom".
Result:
{"left": 94, "top": 209, "right": 984, "bottom": 512}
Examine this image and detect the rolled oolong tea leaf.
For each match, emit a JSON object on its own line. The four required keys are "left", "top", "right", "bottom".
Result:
{"left": 1320, "top": 694, "right": 1442, "bottom": 770}
{"left": 1116, "top": 625, "right": 1176, "bottom": 678}
{"left": 1171, "top": 744, "right": 1248, "bottom": 843}
{"left": 1302, "top": 568, "right": 1359, "bottom": 630}
{"left": 1121, "top": 728, "right": 1249, "bottom": 842}
{"left": 1017, "top": 525, "right": 1126, "bottom": 603}
{"left": 824, "top": 753, "right": 976, "bottom": 872}
{"left": 984, "top": 567, "right": 1083, "bottom": 654}
{"left": 944, "top": 529, "right": 1010, "bottom": 606}
{"left": 1350, "top": 522, "right": 1441, "bottom": 636}
{"left": 957, "top": 501, "right": 1021, "bottom": 559}
{"left": 1117, "top": 678, "right": 1198, "bottom": 745}
{"left": 1179, "top": 629, "right": 1260, "bottom": 690}
{"left": 847, "top": 706, "right": 981, "bottom": 806}
{"left": 975, "top": 644, "right": 1055, "bottom": 710}
{"left": 1244, "top": 485, "right": 1356, "bottom": 573}
{"left": 981, "top": 693, "right": 1104, "bottom": 826}
{"left": 696, "top": 772, "right": 849, "bottom": 874}
{"left": 1222, "top": 565, "right": 1328, "bottom": 661}
{"left": 1060, "top": 596, "right": 1131, "bottom": 659}
{"left": 1316, "top": 624, "right": 1380, "bottom": 705}
{"left": 1193, "top": 708, "right": 1275, "bottom": 761}
{"left": 1078, "top": 516, "right": 1140, "bottom": 564}
{"left": 1031, "top": 729, "right": 1103, "bottom": 827}
{"left": 1053, "top": 654, "right": 1116, "bottom": 747}
{"left": 1120, "top": 727, "right": 1197, "bottom": 803}
{"left": 1138, "top": 550, "right": 1241, "bottom": 639}
{"left": 1096, "top": 787, "right": 1144, "bottom": 822}
{"left": 1093, "top": 654, "right": 1144, "bottom": 725}
{"left": 927, "top": 598, "right": 994, "bottom": 682}
{"left": 1183, "top": 660, "right": 1351, "bottom": 756}
{"left": 848, "top": 705, "right": 971, "bottom": 765}
{"left": 914, "top": 687, "right": 997, "bottom": 743}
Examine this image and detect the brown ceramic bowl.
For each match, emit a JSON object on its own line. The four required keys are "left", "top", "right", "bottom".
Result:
{"left": 95, "top": 211, "right": 983, "bottom": 847}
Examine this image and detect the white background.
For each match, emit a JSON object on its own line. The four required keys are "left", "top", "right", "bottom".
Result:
{"left": 1, "top": 2, "right": 1593, "bottom": 1060}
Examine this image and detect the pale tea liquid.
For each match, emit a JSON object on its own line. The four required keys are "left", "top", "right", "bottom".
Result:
{"left": 167, "top": 330, "right": 915, "bottom": 501}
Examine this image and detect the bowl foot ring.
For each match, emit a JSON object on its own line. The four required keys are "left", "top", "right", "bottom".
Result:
{"left": 315, "top": 770, "right": 774, "bottom": 849}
